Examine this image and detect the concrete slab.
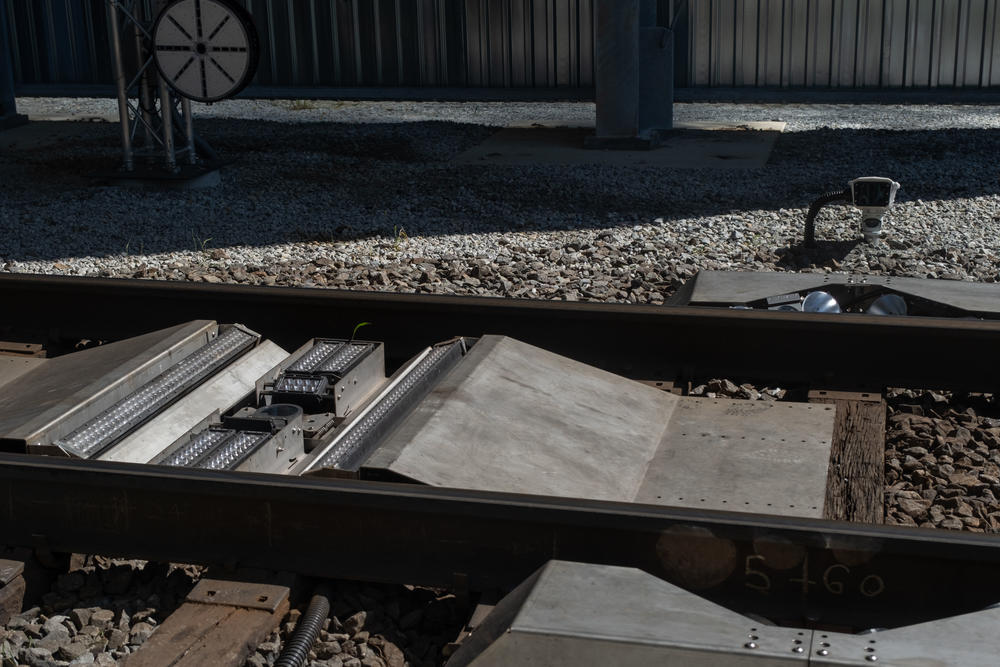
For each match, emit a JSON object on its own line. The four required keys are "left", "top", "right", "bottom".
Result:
{"left": 453, "top": 120, "right": 785, "bottom": 168}
{"left": 634, "top": 398, "right": 834, "bottom": 518}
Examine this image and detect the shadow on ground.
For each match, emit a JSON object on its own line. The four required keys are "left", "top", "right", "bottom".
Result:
{"left": 0, "top": 118, "right": 997, "bottom": 261}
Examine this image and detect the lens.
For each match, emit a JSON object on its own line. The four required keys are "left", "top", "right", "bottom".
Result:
{"left": 802, "top": 291, "right": 841, "bottom": 314}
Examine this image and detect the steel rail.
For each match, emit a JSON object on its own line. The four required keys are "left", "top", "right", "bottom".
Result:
{"left": 1, "top": 453, "right": 999, "bottom": 629}
{"left": 1, "top": 274, "right": 1000, "bottom": 391}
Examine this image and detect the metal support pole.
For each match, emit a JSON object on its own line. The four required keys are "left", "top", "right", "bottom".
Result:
{"left": 592, "top": 0, "right": 641, "bottom": 141}
{"left": 588, "top": 0, "right": 673, "bottom": 149}
{"left": 158, "top": 80, "right": 176, "bottom": 170}
{"left": 0, "top": 0, "right": 27, "bottom": 131}
{"left": 181, "top": 98, "right": 197, "bottom": 165}
{"left": 133, "top": 2, "right": 156, "bottom": 147}
{"left": 108, "top": 0, "right": 135, "bottom": 170}
{"left": 639, "top": 24, "right": 673, "bottom": 132}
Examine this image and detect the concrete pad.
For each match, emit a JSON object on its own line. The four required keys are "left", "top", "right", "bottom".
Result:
{"left": 453, "top": 120, "right": 785, "bottom": 168}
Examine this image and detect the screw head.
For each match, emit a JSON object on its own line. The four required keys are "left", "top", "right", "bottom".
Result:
{"left": 866, "top": 656, "right": 878, "bottom": 663}
{"left": 744, "top": 642, "right": 757, "bottom": 650}
{"left": 817, "top": 649, "right": 830, "bottom": 656}
{"left": 792, "top": 647, "right": 804, "bottom": 654}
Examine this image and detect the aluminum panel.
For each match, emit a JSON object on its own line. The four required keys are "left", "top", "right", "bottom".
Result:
{"left": 0, "top": 356, "right": 45, "bottom": 392}
{"left": 0, "top": 320, "right": 218, "bottom": 451}
{"left": 449, "top": 561, "right": 809, "bottom": 667}
{"left": 372, "top": 335, "right": 678, "bottom": 503}
{"left": 811, "top": 605, "right": 1000, "bottom": 666}
{"left": 634, "top": 397, "right": 834, "bottom": 518}
{"left": 681, "top": 270, "right": 1000, "bottom": 316}
{"left": 98, "top": 340, "right": 289, "bottom": 464}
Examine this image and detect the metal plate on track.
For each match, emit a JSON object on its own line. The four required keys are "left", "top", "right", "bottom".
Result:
{"left": 99, "top": 340, "right": 289, "bottom": 464}
{"left": 679, "top": 270, "right": 1000, "bottom": 315}
{"left": 635, "top": 398, "right": 834, "bottom": 518}
{"left": 810, "top": 605, "right": 1000, "bottom": 666}
{"left": 368, "top": 336, "right": 831, "bottom": 516}
{"left": 0, "top": 356, "right": 46, "bottom": 392}
{"left": 448, "top": 560, "right": 808, "bottom": 667}
{"left": 0, "top": 320, "right": 217, "bottom": 450}
{"left": 186, "top": 578, "right": 288, "bottom": 613}
{"left": 369, "top": 335, "right": 678, "bottom": 503}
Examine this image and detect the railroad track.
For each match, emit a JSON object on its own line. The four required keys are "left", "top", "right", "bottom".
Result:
{"left": 2, "top": 273, "right": 1000, "bottom": 664}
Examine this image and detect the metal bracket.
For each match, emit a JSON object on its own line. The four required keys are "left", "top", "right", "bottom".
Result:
{"left": 0, "top": 341, "right": 46, "bottom": 358}
{"left": 808, "top": 389, "right": 883, "bottom": 403}
{"left": 638, "top": 379, "right": 684, "bottom": 396}
{"left": 186, "top": 578, "right": 289, "bottom": 613}
{"left": 0, "top": 559, "right": 24, "bottom": 587}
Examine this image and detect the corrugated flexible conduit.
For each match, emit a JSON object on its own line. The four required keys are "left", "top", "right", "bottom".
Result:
{"left": 804, "top": 189, "right": 852, "bottom": 247}
{"left": 274, "top": 585, "right": 332, "bottom": 667}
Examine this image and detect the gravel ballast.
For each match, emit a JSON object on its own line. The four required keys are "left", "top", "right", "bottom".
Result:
{"left": 884, "top": 389, "right": 1000, "bottom": 533}
{"left": 0, "top": 558, "right": 199, "bottom": 666}
{"left": 2, "top": 98, "right": 999, "bottom": 301}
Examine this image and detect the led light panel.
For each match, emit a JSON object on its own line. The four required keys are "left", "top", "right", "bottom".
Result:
{"left": 316, "top": 343, "right": 371, "bottom": 374}
{"left": 317, "top": 344, "right": 456, "bottom": 469}
{"left": 55, "top": 327, "right": 255, "bottom": 458}
{"left": 195, "top": 431, "right": 271, "bottom": 471}
{"left": 288, "top": 342, "right": 343, "bottom": 372}
{"left": 162, "top": 428, "right": 233, "bottom": 467}
{"left": 274, "top": 375, "right": 326, "bottom": 394}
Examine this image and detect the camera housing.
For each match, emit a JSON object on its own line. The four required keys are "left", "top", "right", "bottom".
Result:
{"left": 849, "top": 177, "right": 900, "bottom": 240}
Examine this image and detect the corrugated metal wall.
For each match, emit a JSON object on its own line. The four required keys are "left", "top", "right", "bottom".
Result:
{"left": 5, "top": 0, "right": 1000, "bottom": 90}
{"left": 4, "top": 0, "right": 600, "bottom": 89}
{"left": 243, "top": 0, "right": 598, "bottom": 87}
{"left": 687, "top": 0, "right": 1000, "bottom": 87}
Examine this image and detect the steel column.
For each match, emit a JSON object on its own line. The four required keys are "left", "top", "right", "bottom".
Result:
{"left": 589, "top": 0, "right": 673, "bottom": 149}
{"left": 593, "top": 0, "right": 641, "bottom": 140}
{"left": 108, "top": 0, "right": 135, "bottom": 170}
{"left": 0, "top": 0, "right": 27, "bottom": 131}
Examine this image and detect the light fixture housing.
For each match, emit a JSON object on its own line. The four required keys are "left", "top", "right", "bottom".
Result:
{"left": 802, "top": 291, "right": 841, "bottom": 314}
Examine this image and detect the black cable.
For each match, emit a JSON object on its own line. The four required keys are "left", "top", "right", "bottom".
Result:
{"left": 803, "top": 189, "right": 852, "bottom": 247}
{"left": 274, "top": 585, "right": 332, "bottom": 667}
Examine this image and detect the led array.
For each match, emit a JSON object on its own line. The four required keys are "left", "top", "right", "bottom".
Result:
{"left": 56, "top": 327, "right": 255, "bottom": 458}
{"left": 317, "top": 344, "right": 456, "bottom": 468}
{"left": 316, "top": 343, "right": 370, "bottom": 374}
{"left": 162, "top": 428, "right": 233, "bottom": 467}
{"left": 196, "top": 431, "right": 271, "bottom": 471}
{"left": 288, "top": 342, "right": 343, "bottom": 372}
{"left": 274, "top": 375, "right": 325, "bottom": 394}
